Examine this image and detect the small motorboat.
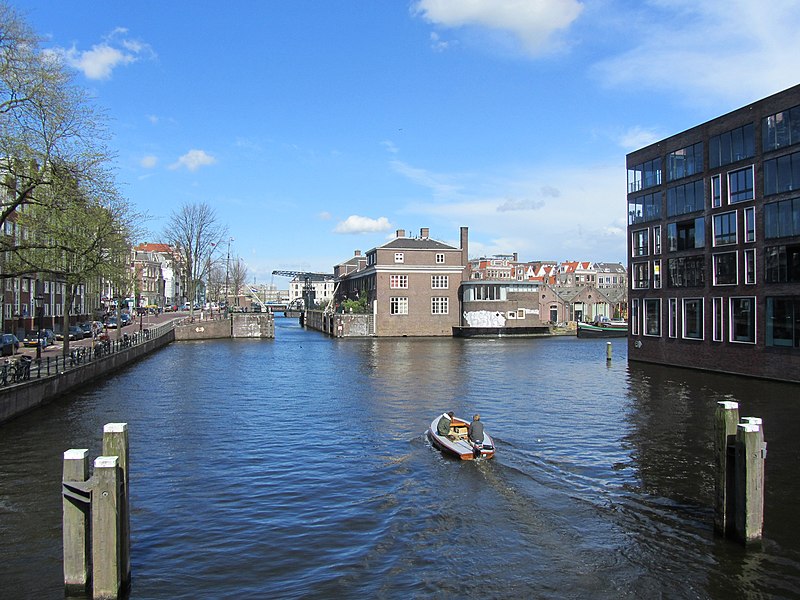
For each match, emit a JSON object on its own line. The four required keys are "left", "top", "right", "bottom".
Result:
{"left": 428, "top": 414, "right": 495, "bottom": 460}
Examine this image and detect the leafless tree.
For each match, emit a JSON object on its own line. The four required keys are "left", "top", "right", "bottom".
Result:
{"left": 162, "top": 202, "right": 227, "bottom": 317}
{"left": 229, "top": 256, "right": 248, "bottom": 306}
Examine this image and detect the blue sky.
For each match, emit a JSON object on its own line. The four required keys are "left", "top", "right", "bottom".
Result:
{"left": 12, "top": 0, "right": 800, "bottom": 285}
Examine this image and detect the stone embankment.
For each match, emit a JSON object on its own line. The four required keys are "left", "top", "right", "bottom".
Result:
{"left": 0, "top": 312, "right": 274, "bottom": 425}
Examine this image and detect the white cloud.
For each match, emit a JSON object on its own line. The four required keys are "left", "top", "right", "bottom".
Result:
{"left": 169, "top": 149, "right": 217, "bottom": 172}
{"left": 413, "top": 0, "right": 584, "bottom": 55}
{"left": 46, "top": 27, "right": 155, "bottom": 80}
{"left": 593, "top": 0, "right": 800, "bottom": 104}
{"left": 399, "top": 161, "right": 627, "bottom": 262}
{"left": 618, "top": 126, "right": 661, "bottom": 152}
{"left": 334, "top": 215, "right": 392, "bottom": 234}
{"left": 390, "top": 159, "right": 464, "bottom": 198}
{"left": 140, "top": 155, "right": 158, "bottom": 169}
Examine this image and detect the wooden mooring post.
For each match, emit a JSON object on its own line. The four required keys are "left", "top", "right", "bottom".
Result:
{"left": 713, "top": 402, "right": 766, "bottom": 544}
{"left": 62, "top": 423, "right": 131, "bottom": 600}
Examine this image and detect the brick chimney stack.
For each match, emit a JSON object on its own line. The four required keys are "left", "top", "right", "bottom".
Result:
{"left": 420, "top": 227, "right": 430, "bottom": 239}
{"left": 396, "top": 229, "right": 405, "bottom": 238}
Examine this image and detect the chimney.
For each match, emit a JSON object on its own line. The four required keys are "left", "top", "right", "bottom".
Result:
{"left": 513, "top": 252, "right": 518, "bottom": 262}
{"left": 354, "top": 250, "right": 361, "bottom": 257}
{"left": 420, "top": 227, "right": 430, "bottom": 239}
{"left": 460, "top": 227, "right": 469, "bottom": 281}
{"left": 396, "top": 229, "right": 405, "bottom": 238}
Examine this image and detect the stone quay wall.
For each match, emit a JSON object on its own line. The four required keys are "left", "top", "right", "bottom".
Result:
{"left": 0, "top": 329, "right": 174, "bottom": 425}
{"left": 304, "top": 310, "right": 373, "bottom": 337}
{"left": 173, "top": 313, "right": 274, "bottom": 341}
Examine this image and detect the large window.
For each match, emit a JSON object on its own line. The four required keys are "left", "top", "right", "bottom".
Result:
{"left": 469, "top": 285, "right": 502, "bottom": 301}
{"left": 730, "top": 297, "right": 756, "bottom": 343}
{"left": 764, "top": 197, "right": 800, "bottom": 238}
{"left": 683, "top": 298, "right": 704, "bottom": 339}
{"left": 632, "top": 262, "right": 650, "bottom": 289}
{"left": 667, "top": 143, "right": 703, "bottom": 181}
{"left": 764, "top": 150, "right": 800, "bottom": 196}
{"left": 628, "top": 158, "right": 661, "bottom": 193}
{"left": 728, "top": 166, "right": 754, "bottom": 204}
{"left": 644, "top": 298, "right": 661, "bottom": 336}
{"left": 765, "top": 245, "right": 800, "bottom": 283}
{"left": 667, "top": 179, "right": 705, "bottom": 217}
{"left": 632, "top": 229, "right": 649, "bottom": 257}
{"left": 431, "top": 297, "right": 449, "bottom": 315}
{"left": 763, "top": 105, "right": 800, "bottom": 151}
{"left": 713, "top": 211, "right": 737, "bottom": 246}
{"left": 390, "top": 275, "right": 408, "bottom": 289}
{"left": 667, "top": 217, "right": 705, "bottom": 251}
{"left": 713, "top": 252, "right": 738, "bottom": 285}
{"left": 389, "top": 297, "right": 408, "bottom": 315}
{"left": 668, "top": 256, "right": 705, "bottom": 287}
{"left": 628, "top": 192, "right": 661, "bottom": 224}
{"left": 710, "top": 123, "right": 755, "bottom": 168}
{"left": 430, "top": 275, "right": 449, "bottom": 289}
{"left": 766, "top": 296, "right": 800, "bottom": 347}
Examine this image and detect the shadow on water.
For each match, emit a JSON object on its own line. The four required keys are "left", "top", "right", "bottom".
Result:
{"left": 0, "top": 323, "right": 799, "bottom": 599}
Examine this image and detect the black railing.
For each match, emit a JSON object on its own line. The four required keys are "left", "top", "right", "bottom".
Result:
{"left": 0, "top": 322, "right": 175, "bottom": 387}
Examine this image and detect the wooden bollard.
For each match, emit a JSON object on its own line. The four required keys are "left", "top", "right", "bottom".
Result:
{"left": 63, "top": 449, "right": 91, "bottom": 595}
{"left": 714, "top": 401, "right": 739, "bottom": 536}
{"left": 103, "top": 423, "right": 131, "bottom": 586}
{"left": 734, "top": 422, "right": 766, "bottom": 544}
{"left": 92, "top": 456, "right": 122, "bottom": 600}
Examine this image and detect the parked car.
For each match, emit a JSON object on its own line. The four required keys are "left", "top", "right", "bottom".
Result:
{"left": 22, "top": 329, "right": 55, "bottom": 348}
{"left": 106, "top": 317, "right": 118, "bottom": 329}
{"left": 56, "top": 326, "right": 85, "bottom": 341}
{"left": 120, "top": 313, "right": 131, "bottom": 326}
{"left": 0, "top": 333, "right": 19, "bottom": 356}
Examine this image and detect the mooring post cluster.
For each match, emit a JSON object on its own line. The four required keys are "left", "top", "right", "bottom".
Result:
{"left": 62, "top": 423, "right": 131, "bottom": 599}
{"left": 714, "top": 401, "right": 766, "bottom": 544}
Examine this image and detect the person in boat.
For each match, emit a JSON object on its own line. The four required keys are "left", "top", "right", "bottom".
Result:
{"left": 436, "top": 411, "right": 454, "bottom": 436}
{"left": 468, "top": 414, "right": 484, "bottom": 447}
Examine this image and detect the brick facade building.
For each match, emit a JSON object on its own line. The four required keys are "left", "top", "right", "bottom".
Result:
{"left": 626, "top": 83, "right": 800, "bottom": 382}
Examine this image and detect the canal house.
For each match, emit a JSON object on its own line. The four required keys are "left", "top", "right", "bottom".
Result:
{"left": 626, "top": 83, "right": 800, "bottom": 382}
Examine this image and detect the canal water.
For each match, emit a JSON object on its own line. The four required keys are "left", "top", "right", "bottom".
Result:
{"left": 1, "top": 319, "right": 799, "bottom": 599}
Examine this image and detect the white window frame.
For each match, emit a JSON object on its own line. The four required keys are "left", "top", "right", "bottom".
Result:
{"left": 744, "top": 249, "right": 756, "bottom": 285}
{"left": 668, "top": 297, "right": 678, "bottom": 338}
{"left": 713, "top": 297, "right": 724, "bottom": 342}
{"left": 728, "top": 165, "right": 755, "bottom": 204}
{"left": 713, "top": 210, "right": 738, "bottom": 247}
{"left": 631, "top": 298, "right": 640, "bottom": 336}
{"left": 644, "top": 298, "right": 661, "bottom": 337}
{"left": 653, "top": 225, "right": 662, "bottom": 254}
{"left": 435, "top": 253, "right": 445, "bottom": 264}
{"left": 390, "top": 296, "right": 408, "bottom": 315}
{"left": 394, "top": 253, "right": 404, "bottom": 263}
{"left": 682, "top": 298, "right": 704, "bottom": 340}
{"left": 712, "top": 252, "right": 738, "bottom": 286}
{"left": 653, "top": 259, "right": 662, "bottom": 289}
{"left": 729, "top": 296, "right": 756, "bottom": 344}
{"left": 431, "top": 296, "right": 449, "bottom": 315}
{"left": 431, "top": 275, "right": 449, "bottom": 289}
{"left": 744, "top": 206, "right": 755, "bottom": 243}
{"left": 711, "top": 174, "right": 722, "bottom": 208}
{"left": 390, "top": 274, "right": 408, "bottom": 289}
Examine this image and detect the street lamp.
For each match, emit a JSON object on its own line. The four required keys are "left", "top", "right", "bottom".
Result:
{"left": 34, "top": 295, "right": 43, "bottom": 360}
{"left": 224, "top": 237, "right": 234, "bottom": 310}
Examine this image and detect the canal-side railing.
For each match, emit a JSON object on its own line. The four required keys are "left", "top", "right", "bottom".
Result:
{"left": 0, "top": 321, "right": 175, "bottom": 388}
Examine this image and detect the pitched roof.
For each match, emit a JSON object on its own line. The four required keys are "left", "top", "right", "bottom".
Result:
{"left": 380, "top": 237, "right": 456, "bottom": 250}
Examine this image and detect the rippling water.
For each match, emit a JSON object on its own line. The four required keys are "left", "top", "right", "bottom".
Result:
{"left": 1, "top": 319, "right": 799, "bottom": 599}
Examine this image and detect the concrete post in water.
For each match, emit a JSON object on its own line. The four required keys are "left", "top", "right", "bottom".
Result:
{"left": 92, "top": 456, "right": 122, "bottom": 600}
{"left": 714, "top": 401, "right": 739, "bottom": 536}
{"left": 103, "top": 423, "right": 131, "bottom": 586}
{"left": 734, "top": 422, "right": 766, "bottom": 544}
{"left": 606, "top": 342, "right": 612, "bottom": 362}
{"left": 62, "top": 449, "right": 91, "bottom": 595}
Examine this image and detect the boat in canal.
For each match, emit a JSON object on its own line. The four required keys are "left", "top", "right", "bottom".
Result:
{"left": 576, "top": 317, "right": 628, "bottom": 338}
{"left": 428, "top": 414, "right": 495, "bottom": 460}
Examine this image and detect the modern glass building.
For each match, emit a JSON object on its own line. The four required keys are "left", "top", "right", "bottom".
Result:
{"left": 626, "top": 83, "right": 800, "bottom": 382}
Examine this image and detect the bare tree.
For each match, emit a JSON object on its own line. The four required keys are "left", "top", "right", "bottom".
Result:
{"left": 229, "top": 256, "right": 248, "bottom": 307}
{"left": 162, "top": 202, "right": 227, "bottom": 317}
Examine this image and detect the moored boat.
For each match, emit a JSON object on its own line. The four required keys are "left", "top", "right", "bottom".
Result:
{"left": 576, "top": 319, "right": 628, "bottom": 338}
{"left": 427, "top": 414, "right": 495, "bottom": 460}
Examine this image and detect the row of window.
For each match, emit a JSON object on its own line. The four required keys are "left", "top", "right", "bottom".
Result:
{"left": 389, "top": 274, "right": 449, "bottom": 289}
{"left": 629, "top": 105, "right": 800, "bottom": 195}
{"left": 391, "top": 253, "right": 447, "bottom": 264}
{"left": 389, "top": 297, "right": 449, "bottom": 315}
{"left": 631, "top": 295, "right": 800, "bottom": 348}
{"left": 633, "top": 244, "right": 800, "bottom": 289}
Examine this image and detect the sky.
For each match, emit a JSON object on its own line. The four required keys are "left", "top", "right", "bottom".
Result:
{"left": 10, "top": 0, "right": 800, "bottom": 286}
